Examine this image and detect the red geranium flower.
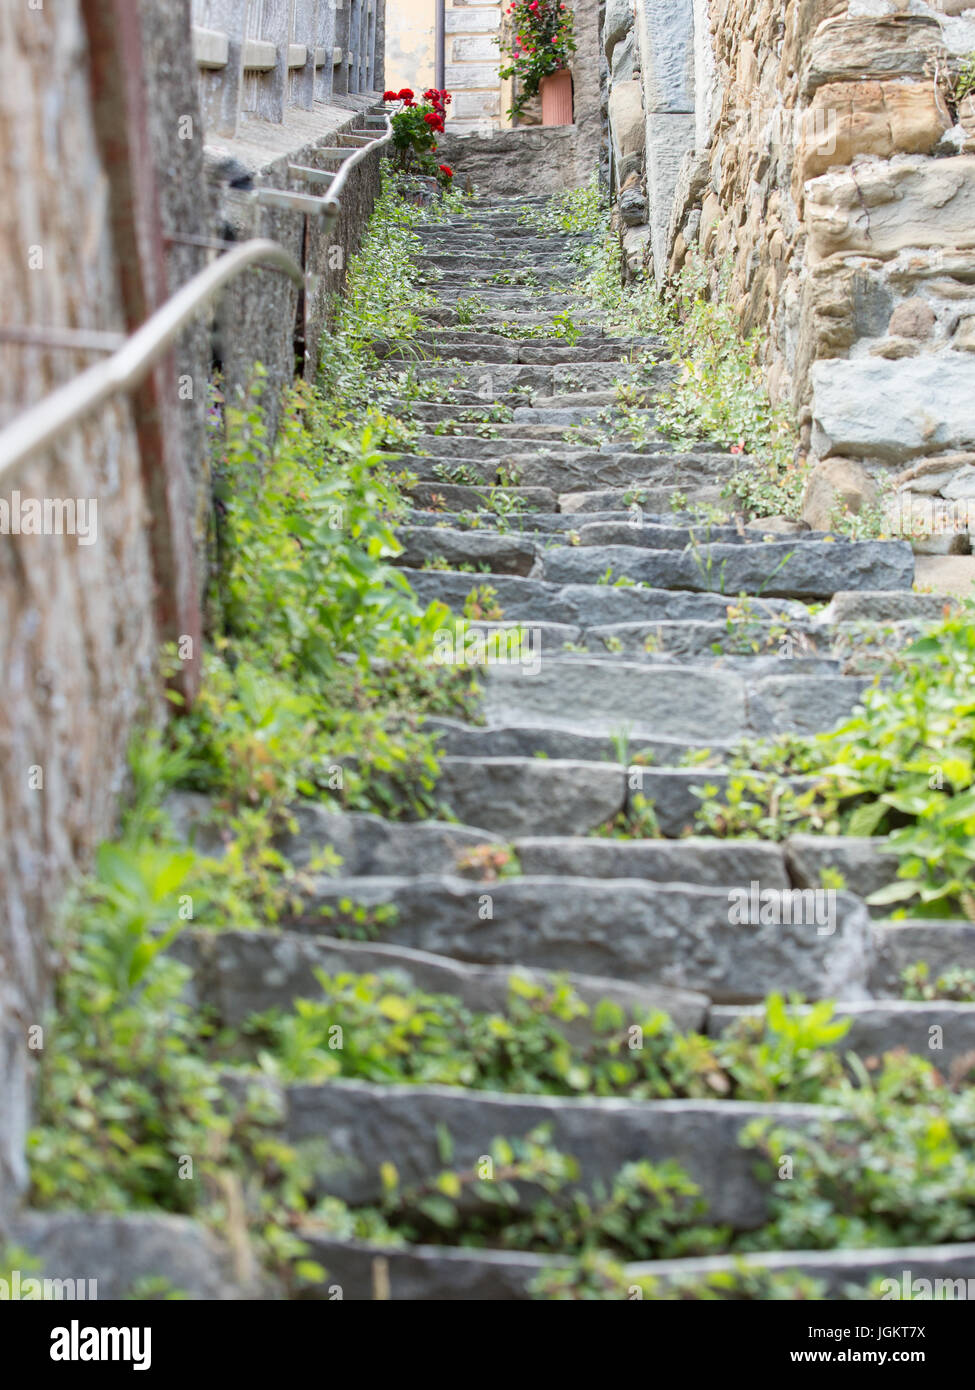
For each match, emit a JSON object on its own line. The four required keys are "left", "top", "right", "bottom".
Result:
{"left": 382, "top": 90, "right": 397, "bottom": 102}
{"left": 397, "top": 88, "right": 414, "bottom": 100}
{"left": 439, "top": 164, "right": 453, "bottom": 178}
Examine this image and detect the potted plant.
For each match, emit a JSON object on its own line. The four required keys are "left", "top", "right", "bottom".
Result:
{"left": 498, "top": 1, "right": 576, "bottom": 125}
{"left": 382, "top": 88, "right": 455, "bottom": 193}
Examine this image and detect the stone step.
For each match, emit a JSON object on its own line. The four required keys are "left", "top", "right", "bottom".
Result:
{"left": 507, "top": 448, "right": 736, "bottom": 493}
{"left": 709, "top": 1000, "right": 975, "bottom": 1073}
{"left": 558, "top": 486, "right": 727, "bottom": 513}
{"left": 425, "top": 716, "right": 722, "bottom": 765}
{"left": 405, "top": 509, "right": 635, "bottom": 533}
{"left": 581, "top": 619, "right": 819, "bottom": 662}
{"left": 478, "top": 657, "right": 868, "bottom": 740}
{"left": 405, "top": 482, "right": 557, "bottom": 512}
{"left": 283, "top": 1075, "right": 841, "bottom": 1222}
{"left": 404, "top": 569, "right": 812, "bottom": 626}
{"left": 393, "top": 526, "right": 540, "bottom": 577}
{"left": 291, "top": 876, "right": 874, "bottom": 1001}
{"left": 537, "top": 539, "right": 915, "bottom": 600}
{"left": 870, "top": 920, "right": 975, "bottom": 996}
{"left": 395, "top": 454, "right": 499, "bottom": 484}
{"left": 173, "top": 927, "right": 707, "bottom": 1034}
{"left": 10, "top": 1212, "right": 243, "bottom": 1300}
{"left": 412, "top": 432, "right": 600, "bottom": 457}
{"left": 290, "top": 1235, "right": 975, "bottom": 1302}
{"left": 511, "top": 835, "right": 790, "bottom": 890}
{"left": 382, "top": 361, "right": 651, "bottom": 396}
{"left": 785, "top": 835, "right": 895, "bottom": 911}
{"left": 436, "top": 756, "right": 625, "bottom": 835}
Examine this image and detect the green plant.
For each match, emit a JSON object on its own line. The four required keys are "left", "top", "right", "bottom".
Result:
{"left": 953, "top": 52, "right": 975, "bottom": 104}
{"left": 902, "top": 962, "right": 975, "bottom": 1003}
{"left": 497, "top": 0, "right": 577, "bottom": 121}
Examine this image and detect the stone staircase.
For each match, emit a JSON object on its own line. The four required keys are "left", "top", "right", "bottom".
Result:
{"left": 162, "top": 196, "right": 975, "bottom": 1297}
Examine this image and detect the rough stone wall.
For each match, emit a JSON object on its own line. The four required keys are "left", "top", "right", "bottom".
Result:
{"left": 614, "top": 0, "right": 975, "bottom": 527}
{"left": 0, "top": 0, "right": 161, "bottom": 1213}
{"left": 0, "top": 1, "right": 387, "bottom": 1224}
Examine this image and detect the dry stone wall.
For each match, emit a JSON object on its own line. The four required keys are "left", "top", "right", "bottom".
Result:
{"left": 612, "top": 0, "right": 975, "bottom": 536}
{"left": 0, "top": 0, "right": 386, "bottom": 1226}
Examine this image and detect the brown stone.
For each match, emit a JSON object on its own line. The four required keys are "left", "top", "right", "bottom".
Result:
{"left": 800, "top": 15, "right": 947, "bottom": 98}
{"left": 797, "top": 80, "right": 950, "bottom": 184}
{"left": 953, "top": 316, "right": 975, "bottom": 352}
{"left": 888, "top": 297, "right": 936, "bottom": 339}
{"left": 801, "top": 457, "right": 880, "bottom": 531}
{"left": 870, "top": 337, "right": 921, "bottom": 360}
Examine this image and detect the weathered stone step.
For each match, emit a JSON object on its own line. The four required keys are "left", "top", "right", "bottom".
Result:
{"left": 573, "top": 520, "right": 822, "bottom": 549}
{"left": 405, "top": 481, "right": 557, "bottom": 512}
{"left": 403, "top": 337, "right": 650, "bottom": 366}
{"left": 426, "top": 716, "right": 720, "bottom": 766}
{"left": 517, "top": 389, "right": 657, "bottom": 412}
{"left": 291, "top": 1234, "right": 975, "bottom": 1301}
{"left": 583, "top": 619, "right": 819, "bottom": 661}
{"left": 10, "top": 1212, "right": 243, "bottom": 1300}
{"left": 384, "top": 361, "right": 651, "bottom": 396}
{"left": 395, "top": 454, "right": 499, "bottom": 483}
{"left": 173, "top": 927, "right": 707, "bottom": 1033}
{"left": 871, "top": 920, "right": 975, "bottom": 997}
{"left": 292, "top": 876, "right": 874, "bottom": 1001}
{"left": 405, "top": 569, "right": 811, "bottom": 626}
{"left": 512, "top": 835, "right": 789, "bottom": 890}
{"left": 558, "top": 485, "right": 727, "bottom": 513}
{"left": 508, "top": 448, "right": 735, "bottom": 492}
{"left": 393, "top": 526, "right": 540, "bottom": 576}
{"left": 538, "top": 539, "right": 915, "bottom": 599}
{"left": 412, "top": 431, "right": 604, "bottom": 457}
{"left": 416, "top": 252, "right": 577, "bottom": 271}
{"left": 436, "top": 756, "right": 625, "bottom": 835}
{"left": 709, "top": 1000, "right": 975, "bottom": 1073}
{"left": 284, "top": 1076, "right": 840, "bottom": 1221}
{"left": 422, "top": 307, "right": 607, "bottom": 330}
{"left": 405, "top": 509, "right": 636, "bottom": 534}
{"left": 479, "top": 657, "right": 867, "bottom": 740}
{"left": 785, "top": 835, "right": 895, "bottom": 912}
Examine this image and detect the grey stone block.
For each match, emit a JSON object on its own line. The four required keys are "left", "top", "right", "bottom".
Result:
{"left": 437, "top": 756, "right": 627, "bottom": 836}
{"left": 538, "top": 540, "right": 915, "bottom": 599}
{"left": 295, "top": 876, "right": 875, "bottom": 1002}
{"left": 786, "top": 835, "right": 896, "bottom": 907}
{"left": 513, "top": 835, "right": 790, "bottom": 890}
{"left": 284, "top": 1077, "right": 840, "bottom": 1226}
{"left": 709, "top": 1001, "right": 975, "bottom": 1074}
{"left": 10, "top": 1211, "right": 243, "bottom": 1300}
{"left": 480, "top": 658, "right": 748, "bottom": 740}
{"left": 174, "top": 928, "right": 708, "bottom": 1034}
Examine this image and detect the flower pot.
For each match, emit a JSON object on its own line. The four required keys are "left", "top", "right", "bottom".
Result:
{"left": 540, "top": 69, "right": 573, "bottom": 126}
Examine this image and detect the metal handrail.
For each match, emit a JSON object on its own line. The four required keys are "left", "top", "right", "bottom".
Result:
{"left": 0, "top": 109, "right": 393, "bottom": 483}
{"left": 0, "top": 241, "right": 301, "bottom": 484}
{"left": 252, "top": 111, "right": 392, "bottom": 227}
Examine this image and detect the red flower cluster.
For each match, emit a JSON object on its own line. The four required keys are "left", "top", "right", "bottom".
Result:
{"left": 383, "top": 87, "right": 417, "bottom": 107}
{"left": 438, "top": 164, "right": 453, "bottom": 179}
